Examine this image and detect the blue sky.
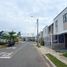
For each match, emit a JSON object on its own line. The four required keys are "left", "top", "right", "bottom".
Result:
{"left": 0, "top": 0, "right": 67, "bottom": 36}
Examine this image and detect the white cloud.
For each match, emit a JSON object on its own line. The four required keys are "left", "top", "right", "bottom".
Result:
{"left": 0, "top": 0, "right": 67, "bottom": 36}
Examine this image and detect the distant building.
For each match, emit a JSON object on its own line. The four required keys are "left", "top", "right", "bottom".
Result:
{"left": 22, "top": 36, "right": 35, "bottom": 41}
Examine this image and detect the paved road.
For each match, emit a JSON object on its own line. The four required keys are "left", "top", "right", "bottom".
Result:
{"left": 0, "top": 42, "right": 53, "bottom": 67}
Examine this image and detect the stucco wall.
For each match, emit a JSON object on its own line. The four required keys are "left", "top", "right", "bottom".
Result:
{"left": 54, "top": 7, "right": 67, "bottom": 35}
{"left": 64, "top": 22, "right": 67, "bottom": 30}
{"left": 52, "top": 43, "right": 65, "bottom": 49}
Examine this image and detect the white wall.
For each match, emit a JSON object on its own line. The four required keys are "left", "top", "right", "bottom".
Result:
{"left": 54, "top": 7, "right": 67, "bottom": 35}
{"left": 43, "top": 26, "right": 48, "bottom": 38}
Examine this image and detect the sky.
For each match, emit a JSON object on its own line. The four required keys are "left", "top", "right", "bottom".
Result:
{"left": 0, "top": 0, "right": 67, "bottom": 36}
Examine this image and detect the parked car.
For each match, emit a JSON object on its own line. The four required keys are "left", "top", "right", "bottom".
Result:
{"left": 8, "top": 40, "right": 15, "bottom": 47}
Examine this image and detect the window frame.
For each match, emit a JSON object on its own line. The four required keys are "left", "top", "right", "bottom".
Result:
{"left": 55, "top": 20, "right": 58, "bottom": 32}
{"left": 63, "top": 13, "right": 67, "bottom": 23}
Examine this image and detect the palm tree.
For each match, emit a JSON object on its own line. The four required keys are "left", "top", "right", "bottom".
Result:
{"left": 8, "top": 31, "right": 17, "bottom": 46}
{"left": 9, "top": 31, "right": 16, "bottom": 40}
{"left": 17, "top": 32, "right": 21, "bottom": 41}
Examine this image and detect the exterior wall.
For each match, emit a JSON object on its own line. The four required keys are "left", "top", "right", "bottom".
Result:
{"left": 39, "top": 31, "right": 43, "bottom": 39}
{"left": 39, "top": 31, "right": 43, "bottom": 43}
{"left": 50, "top": 7, "right": 67, "bottom": 49}
{"left": 52, "top": 34, "right": 65, "bottom": 49}
{"left": 52, "top": 43, "right": 65, "bottom": 49}
{"left": 43, "top": 26, "right": 48, "bottom": 39}
{"left": 54, "top": 15, "right": 63, "bottom": 35}
{"left": 43, "top": 7, "right": 67, "bottom": 49}
{"left": 64, "top": 22, "right": 67, "bottom": 30}
{"left": 43, "top": 26, "right": 49, "bottom": 44}
{"left": 54, "top": 7, "right": 67, "bottom": 35}
{"left": 48, "top": 24, "right": 54, "bottom": 35}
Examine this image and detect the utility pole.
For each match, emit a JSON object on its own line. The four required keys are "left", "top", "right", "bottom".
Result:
{"left": 37, "top": 19, "right": 39, "bottom": 47}
{"left": 30, "top": 16, "right": 39, "bottom": 46}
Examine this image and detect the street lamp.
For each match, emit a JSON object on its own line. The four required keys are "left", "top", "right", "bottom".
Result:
{"left": 37, "top": 19, "right": 39, "bottom": 47}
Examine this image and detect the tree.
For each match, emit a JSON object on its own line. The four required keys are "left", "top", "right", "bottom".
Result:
{"left": 2, "top": 33, "right": 9, "bottom": 40}
{"left": 17, "top": 32, "right": 21, "bottom": 41}
{"left": 8, "top": 31, "right": 16, "bottom": 41}
{"left": 39, "top": 38, "right": 44, "bottom": 46}
{"left": 17, "top": 32, "right": 21, "bottom": 37}
{"left": 0, "top": 31, "right": 9, "bottom": 44}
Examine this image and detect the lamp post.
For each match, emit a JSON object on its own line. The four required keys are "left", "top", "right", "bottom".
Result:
{"left": 30, "top": 16, "right": 39, "bottom": 46}
{"left": 37, "top": 19, "right": 39, "bottom": 47}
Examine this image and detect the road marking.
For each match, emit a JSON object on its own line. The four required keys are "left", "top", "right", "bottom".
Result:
{"left": 0, "top": 43, "right": 27, "bottom": 59}
{"left": 0, "top": 52, "right": 13, "bottom": 59}
{"left": 11, "top": 44, "right": 27, "bottom": 57}
{"left": 6, "top": 47, "right": 16, "bottom": 49}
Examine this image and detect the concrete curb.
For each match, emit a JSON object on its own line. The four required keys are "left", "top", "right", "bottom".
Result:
{"left": 44, "top": 55, "right": 56, "bottom": 67}
{"left": 33, "top": 44, "right": 56, "bottom": 67}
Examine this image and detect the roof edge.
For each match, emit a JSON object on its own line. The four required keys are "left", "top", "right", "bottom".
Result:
{"left": 54, "top": 7, "right": 67, "bottom": 20}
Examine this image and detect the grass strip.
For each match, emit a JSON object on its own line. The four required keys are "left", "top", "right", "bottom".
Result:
{"left": 46, "top": 54, "right": 67, "bottom": 67}
{"left": 63, "top": 52, "right": 67, "bottom": 57}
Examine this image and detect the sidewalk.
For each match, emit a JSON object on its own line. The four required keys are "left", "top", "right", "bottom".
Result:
{"left": 36, "top": 46, "right": 67, "bottom": 65}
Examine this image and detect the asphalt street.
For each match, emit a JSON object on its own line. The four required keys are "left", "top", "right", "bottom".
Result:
{"left": 0, "top": 42, "right": 53, "bottom": 67}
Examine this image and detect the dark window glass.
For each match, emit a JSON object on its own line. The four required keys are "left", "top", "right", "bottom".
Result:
{"left": 55, "top": 20, "right": 58, "bottom": 27}
{"left": 59, "top": 34, "right": 64, "bottom": 43}
{"left": 52, "top": 35, "right": 58, "bottom": 43}
{"left": 55, "top": 20, "right": 58, "bottom": 32}
{"left": 63, "top": 13, "right": 67, "bottom": 23}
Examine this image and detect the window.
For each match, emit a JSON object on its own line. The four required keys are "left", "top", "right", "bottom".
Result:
{"left": 52, "top": 35, "right": 58, "bottom": 43}
{"left": 59, "top": 34, "right": 64, "bottom": 43}
{"left": 55, "top": 20, "right": 58, "bottom": 27}
{"left": 55, "top": 20, "right": 58, "bottom": 32}
{"left": 63, "top": 13, "right": 67, "bottom": 23}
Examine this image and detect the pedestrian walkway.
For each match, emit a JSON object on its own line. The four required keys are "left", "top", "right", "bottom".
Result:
{"left": 37, "top": 46, "right": 67, "bottom": 65}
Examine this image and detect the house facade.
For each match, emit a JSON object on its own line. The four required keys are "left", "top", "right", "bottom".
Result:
{"left": 43, "top": 7, "right": 67, "bottom": 49}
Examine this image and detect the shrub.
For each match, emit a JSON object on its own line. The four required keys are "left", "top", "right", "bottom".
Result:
{"left": 0, "top": 42, "right": 7, "bottom": 45}
{"left": 39, "top": 38, "right": 44, "bottom": 46}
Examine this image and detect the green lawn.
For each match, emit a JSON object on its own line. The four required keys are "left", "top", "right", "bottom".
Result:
{"left": 46, "top": 54, "right": 67, "bottom": 67}
{"left": 63, "top": 52, "right": 67, "bottom": 57}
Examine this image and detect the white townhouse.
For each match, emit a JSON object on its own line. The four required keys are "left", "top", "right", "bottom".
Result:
{"left": 43, "top": 7, "right": 67, "bottom": 49}
{"left": 43, "top": 26, "right": 49, "bottom": 46}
